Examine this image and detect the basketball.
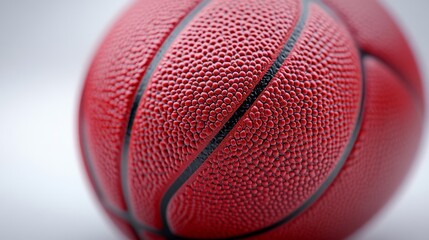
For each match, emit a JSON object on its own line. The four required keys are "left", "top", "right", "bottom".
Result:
{"left": 79, "top": 0, "right": 424, "bottom": 239}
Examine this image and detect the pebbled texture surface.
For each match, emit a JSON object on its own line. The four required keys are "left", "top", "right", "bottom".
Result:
{"left": 128, "top": 0, "right": 300, "bottom": 230}
{"left": 167, "top": 4, "right": 361, "bottom": 238}
{"left": 323, "top": 0, "right": 423, "bottom": 100}
{"left": 248, "top": 56, "right": 423, "bottom": 240}
{"left": 80, "top": 0, "right": 200, "bottom": 211}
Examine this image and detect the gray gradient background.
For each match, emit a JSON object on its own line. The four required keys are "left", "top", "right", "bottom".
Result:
{"left": 0, "top": 0, "right": 428, "bottom": 239}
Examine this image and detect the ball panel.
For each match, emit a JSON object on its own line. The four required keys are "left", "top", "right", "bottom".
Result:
{"left": 81, "top": 0, "right": 201, "bottom": 210}
{"left": 128, "top": 0, "right": 301, "bottom": 229}
{"left": 166, "top": 4, "right": 361, "bottom": 238}
{"left": 323, "top": 0, "right": 423, "bottom": 100}
{"left": 247, "top": 57, "right": 423, "bottom": 240}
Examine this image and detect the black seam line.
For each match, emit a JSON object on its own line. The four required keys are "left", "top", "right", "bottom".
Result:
{"left": 118, "top": 0, "right": 212, "bottom": 237}
{"left": 159, "top": 0, "right": 311, "bottom": 238}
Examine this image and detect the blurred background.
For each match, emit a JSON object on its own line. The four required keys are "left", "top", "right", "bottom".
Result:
{"left": 0, "top": 0, "right": 428, "bottom": 239}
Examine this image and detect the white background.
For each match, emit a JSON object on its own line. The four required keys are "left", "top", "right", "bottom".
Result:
{"left": 0, "top": 0, "right": 428, "bottom": 239}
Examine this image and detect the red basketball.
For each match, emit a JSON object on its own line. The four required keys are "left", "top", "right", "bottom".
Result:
{"left": 79, "top": 0, "right": 424, "bottom": 239}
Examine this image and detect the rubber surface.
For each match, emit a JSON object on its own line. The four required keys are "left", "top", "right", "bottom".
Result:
{"left": 79, "top": 0, "right": 424, "bottom": 239}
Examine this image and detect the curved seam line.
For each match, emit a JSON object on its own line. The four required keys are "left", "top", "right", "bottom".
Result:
{"left": 159, "top": 0, "right": 311, "bottom": 238}
{"left": 118, "top": 0, "right": 212, "bottom": 237}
